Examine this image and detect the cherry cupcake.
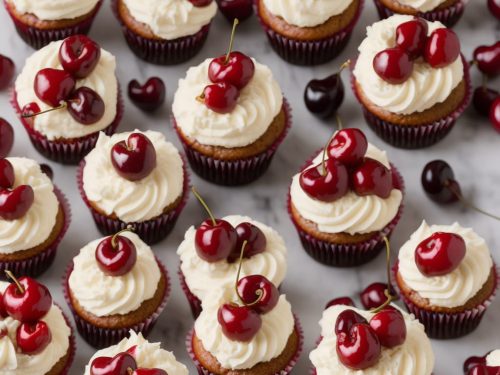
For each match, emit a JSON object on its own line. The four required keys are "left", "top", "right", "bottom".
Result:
{"left": 4, "top": 0, "right": 103, "bottom": 49}
{"left": 464, "top": 350, "right": 500, "bottom": 374}
{"left": 255, "top": 0, "right": 364, "bottom": 65}
{"left": 112, "top": 0, "right": 217, "bottom": 65}
{"left": 12, "top": 35, "right": 122, "bottom": 164}
{"left": 78, "top": 130, "right": 188, "bottom": 244}
{"left": 0, "top": 275, "right": 75, "bottom": 374}
{"left": 394, "top": 221, "right": 498, "bottom": 339}
{"left": 84, "top": 330, "right": 188, "bottom": 375}
{"left": 351, "top": 15, "right": 471, "bottom": 148}
{"left": 64, "top": 230, "right": 170, "bottom": 348}
{"left": 0, "top": 157, "right": 70, "bottom": 278}
{"left": 288, "top": 128, "right": 404, "bottom": 267}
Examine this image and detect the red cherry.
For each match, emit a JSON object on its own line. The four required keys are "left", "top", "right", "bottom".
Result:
{"left": 421, "top": 160, "right": 461, "bottom": 204}
{"left": 424, "top": 28, "right": 460, "bottom": 68}
{"left": 133, "top": 369, "right": 168, "bottom": 375}
{"left": 128, "top": 78, "right": 166, "bottom": 112}
{"left": 126, "top": 345, "right": 138, "bottom": 356}
{"left": 464, "top": 355, "right": 487, "bottom": 373}
{"left": 352, "top": 158, "right": 393, "bottom": 199}
{"left": 21, "top": 102, "right": 41, "bottom": 127}
{"left": 335, "top": 309, "right": 368, "bottom": 336}
{"left": 59, "top": 35, "right": 101, "bottom": 79}
{"left": 0, "top": 54, "right": 15, "bottom": 90}
{"left": 395, "top": 18, "right": 428, "bottom": 60}
{"left": 3, "top": 276, "right": 52, "bottom": 323}
{"left": 67, "top": 87, "right": 105, "bottom": 125}
{"left": 215, "top": 0, "right": 253, "bottom": 22}
{"left": 490, "top": 97, "right": 500, "bottom": 133}
{"left": 304, "top": 73, "right": 345, "bottom": 120}
{"left": 237, "top": 275, "right": 279, "bottom": 314}
{"left": 488, "top": 0, "right": 500, "bottom": 19}
{"left": 0, "top": 119, "right": 14, "bottom": 159}
{"left": 0, "top": 292, "right": 7, "bottom": 318}
{"left": 473, "top": 42, "right": 500, "bottom": 77}
{"left": 369, "top": 308, "right": 407, "bottom": 348}
{"left": 227, "top": 222, "right": 266, "bottom": 262}
{"left": 195, "top": 219, "right": 237, "bottom": 262}
{"left": 299, "top": 158, "right": 349, "bottom": 202}
{"left": 200, "top": 82, "right": 239, "bottom": 114}
{"left": 373, "top": 48, "right": 413, "bottom": 84}
{"left": 96, "top": 234, "right": 137, "bottom": 276}
{"left": 337, "top": 323, "right": 381, "bottom": 370}
{"left": 16, "top": 321, "right": 52, "bottom": 354}
{"left": 468, "top": 365, "right": 500, "bottom": 375}
{"left": 328, "top": 129, "right": 368, "bottom": 166}
{"left": 0, "top": 185, "right": 35, "bottom": 220}
{"left": 209, "top": 51, "right": 255, "bottom": 90}
{"left": 0, "top": 159, "right": 15, "bottom": 189}
{"left": 111, "top": 133, "right": 157, "bottom": 182}
{"left": 217, "top": 303, "right": 262, "bottom": 342}
{"left": 472, "top": 87, "right": 499, "bottom": 117}
{"left": 325, "top": 297, "right": 355, "bottom": 310}
{"left": 415, "top": 232, "right": 466, "bottom": 277}
{"left": 360, "top": 282, "right": 392, "bottom": 310}
{"left": 188, "top": 0, "right": 213, "bottom": 6}
{"left": 90, "top": 353, "right": 137, "bottom": 375}
{"left": 34, "top": 68, "right": 76, "bottom": 107}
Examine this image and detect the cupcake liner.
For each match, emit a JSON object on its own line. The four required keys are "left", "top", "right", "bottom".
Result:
{"left": 11, "top": 88, "right": 123, "bottom": 165}
{"left": 351, "top": 56, "right": 472, "bottom": 149}
{"left": 111, "top": 0, "right": 210, "bottom": 65}
{"left": 4, "top": 0, "right": 103, "bottom": 49}
{"left": 76, "top": 156, "right": 190, "bottom": 245}
{"left": 373, "top": 0, "right": 465, "bottom": 27}
{"left": 0, "top": 186, "right": 71, "bottom": 279}
{"left": 173, "top": 98, "right": 292, "bottom": 186}
{"left": 179, "top": 267, "right": 203, "bottom": 319}
{"left": 254, "top": 0, "right": 364, "bottom": 65}
{"left": 393, "top": 263, "right": 499, "bottom": 339}
{"left": 186, "top": 315, "right": 303, "bottom": 375}
{"left": 63, "top": 258, "right": 171, "bottom": 348}
{"left": 59, "top": 304, "right": 77, "bottom": 375}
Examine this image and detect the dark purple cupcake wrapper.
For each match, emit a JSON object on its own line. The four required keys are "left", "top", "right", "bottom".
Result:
{"left": 254, "top": 0, "right": 364, "bottom": 65}
{"left": 4, "top": 0, "right": 103, "bottom": 49}
{"left": 393, "top": 262, "right": 499, "bottom": 339}
{"left": 11, "top": 88, "right": 123, "bottom": 165}
{"left": 173, "top": 98, "right": 292, "bottom": 186}
{"left": 0, "top": 186, "right": 71, "bottom": 279}
{"left": 63, "top": 257, "right": 171, "bottom": 349}
{"left": 59, "top": 304, "right": 77, "bottom": 375}
{"left": 373, "top": 0, "right": 465, "bottom": 27}
{"left": 111, "top": 0, "right": 210, "bottom": 65}
{"left": 186, "top": 315, "right": 303, "bottom": 375}
{"left": 179, "top": 267, "right": 203, "bottom": 319}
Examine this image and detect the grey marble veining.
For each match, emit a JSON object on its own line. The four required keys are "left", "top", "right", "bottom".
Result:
{"left": 0, "top": 1, "right": 499, "bottom": 374}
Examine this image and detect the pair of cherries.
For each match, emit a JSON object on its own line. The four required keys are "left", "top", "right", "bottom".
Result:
{"left": 373, "top": 18, "right": 460, "bottom": 84}
{"left": 95, "top": 229, "right": 137, "bottom": 277}
{"left": 0, "top": 159, "right": 34, "bottom": 221}
{"left": 464, "top": 353, "right": 500, "bottom": 375}
{"left": 111, "top": 133, "right": 157, "bottom": 182}
{"left": 91, "top": 350, "right": 166, "bottom": 375}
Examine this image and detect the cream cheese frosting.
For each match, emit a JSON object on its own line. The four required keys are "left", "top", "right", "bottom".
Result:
{"left": 172, "top": 58, "right": 283, "bottom": 148}
{"left": 82, "top": 130, "right": 184, "bottom": 223}
{"left": 353, "top": 15, "right": 464, "bottom": 115}
{"left": 310, "top": 305, "right": 434, "bottom": 375}
{"left": 178, "top": 215, "right": 287, "bottom": 301}
{"left": 68, "top": 232, "right": 161, "bottom": 317}
{"left": 290, "top": 142, "right": 402, "bottom": 235}
{"left": 10, "top": 0, "right": 100, "bottom": 20}
{"left": 0, "top": 158, "right": 59, "bottom": 254}
{"left": 84, "top": 331, "right": 188, "bottom": 375}
{"left": 398, "top": 221, "right": 493, "bottom": 308}
{"left": 396, "top": 0, "right": 448, "bottom": 12}
{"left": 122, "top": 0, "right": 217, "bottom": 40}
{"left": 262, "top": 0, "right": 353, "bottom": 27}
{"left": 15, "top": 40, "right": 118, "bottom": 141}
{"left": 486, "top": 350, "right": 500, "bottom": 366}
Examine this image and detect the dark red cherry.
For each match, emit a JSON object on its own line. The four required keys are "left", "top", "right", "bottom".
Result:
{"left": 67, "top": 87, "right": 105, "bottom": 125}
{"left": 228, "top": 222, "right": 266, "bottom": 262}
{"left": 369, "top": 308, "right": 406, "bottom": 348}
{"left": 21, "top": 102, "right": 41, "bottom": 127}
{"left": 473, "top": 42, "right": 500, "bottom": 78}
{"left": 373, "top": 48, "right": 413, "bottom": 84}
{"left": 299, "top": 158, "right": 349, "bottom": 202}
{"left": 328, "top": 129, "right": 368, "bottom": 166}
{"left": 96, "top": 234, "right": 137, "bottom": 276}
{"left": 215, "top": 0, "right": 253, "bottom": 22}
{"left": 3, "top": 276, "right": 52, "bottom": 323}
{"left": 325, "top": 297, "right": 355, "bottom": 309}
{"left": 424, "top": 28, "right": 460, "bottom": 68}
{"left": 40, "top": 164, "right": 53, "bottom": 180}
{"left": 59, "top": 35, "right": 101, "bottom": 79}
{"left": 336, "top": 323, "right": 381, "bottom": 370}
{"left": 16, "top": 321, "right": 52, "bottom": 354}
{"left": 352, "top": 158, "right": 393, "bottom": 199}
{"left": 0, "top": 54, "right": 15, "bottom": 90}
{"left": 415, "top": 232, "right": 466, "bottom": 277}
{"left": 111, "top": 133, "right": 157, "bottom": 181}
{"left": 90, "top": 353, "right": 137, "bottom": 375}
{"left": 488, "top": 0, "right": 500, "bottom": 19}
{"left": 0, "top": 119, "right": 14, "bottom": 158}
{"left": 304, "top": 73, "right": 344, "bottom": 119}
{"left": 218, "top": 303, "right": 262, "bottom": 342}
{"left": 0, "top": 292, "right": 7, "bottom": 318}
{"left": 0, "top": 185, "right": 35, "bottom": 220}
{"left": 237, "top": 275, "right": 279, "bottom": 314}
{"left": 335, "top": 309, "right": 368, "bottom": 336}
{"left": 360, "top": 282, "right": 392, "bottom": 310}
{"left": 468, "top": 365, "right": 500, "bottom": 375}
{"left": 128, "top": 77, "right": 166, "bottom": 112}
{"left": 195, "top": 219, "right": 237, "bottom": 262}
{"left": 200, "top": 82, "right": 239, "bottom": 114}
{"left": 34, "top": 68, "right": 76, "bottom": 107}
{"left": 188, "top": 0, "right": 213, "bottom": 6}
{"left": 133, "top": 369, "right": 168, "bottom": 375}
{"left": 395, "top": 18, "right": 428, "bottom": 59}
{"left": 0, "top": 159, "right": 15, "bottom": 189}
{"left": 464, "top": 355, "right": 487, "bottom": 373}
{"left": 421, "top": 160, "right": 461, "bottom": 204}
{"left": 490, "top": 97, "right": 500, "bottom": 133}
{"left": 209, "top": 51, "right": 255, "bottom": 89}
{"left": 472, "top": 87, "right": 499, "bottom": 117}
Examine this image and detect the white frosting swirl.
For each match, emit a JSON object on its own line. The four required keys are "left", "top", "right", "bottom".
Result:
{"left": 10, "top": 0, "right": 100, "bottom": 20}
{"left": 68, "top": 232, "right": 161, "bottom": 317}
{"left": 178, "top": 215, "right": 287, "bottom": 301}
{"left": 172, "top": 58, "right": 283, "bottom": 148}
{"left": 0, "top": 158, "right": 59, "bottom": 254}
{"left": 122, "top": 0, "right": 217, "bottom": 40}
{"left": 262, "top": 0, "right": 353, "bottom": 27}
{"left": 486, "top": 350, "right": 500, "bottom": 366}
{"left": 353, "top": 15, "right": 464, "bottom": 115}
{"left": 83, "top": 130, "right": 184, "bottom": 223}
{"left": 398, "top": 221, "right": 493, "bottom": 308}
{"left": 84, "top": 331, "right": 188, "bottom": 375}
{"left": 310, "top": 305, "right": 434, "bottom": 375}
{"left": 290, "top": 143, "right": 402, "bottom": 235}
{"left": 396, "top": 0, "right": 448, "bottom": 12}
{"left": 15, "top": 40, "right": 118, "bottom": 141}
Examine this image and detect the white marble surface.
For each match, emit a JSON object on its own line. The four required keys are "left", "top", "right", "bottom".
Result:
{"left": 1, "top": 1, "right": 499, "bottom": 374}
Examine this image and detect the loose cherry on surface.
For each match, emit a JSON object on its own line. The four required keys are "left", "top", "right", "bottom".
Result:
{"left": 217, "top": 303, "right": 262, "bottom": 342}
{"left": 373, "top": 48, "right": 413, "bottom": 84}
{"left": 59, "top": 35, "right": 101, "bottom": 79}
{"left": 488, "top": 0, "right": 500, "bottom": 19}
{"left": 421, "top": 160, "right": 461, "bottom": 204}
{"left": 351, "top": 158, "right": 393, "bottom": 199}
{"left": 472, "top": 87, "right": 499, "bottom": 117}
{"left": 415, "top": 232, "right": 466, "bottom": 277}
{"left": 237, "top": 275, "right": 279, "bottom": 314}
{"left": 16, "top": 321, "right": 52, "bottom": 354}
{"left": 299, "top": 158, "right": 349, "bottom": 202}
{"left": 90, "top": 353, "right": 137, "bottom": 375}
{"left": 188, "top": 0, "right": 213, "bottom": 6}
{"left": 133, "top": 369, "right": 168, "bottom": 375}
{"left": 215, "top": 0, "right": 253, "bottom": 22}
{"left": 0, "top": 54, "right": 15, "bottom": 90}
{"left": 0, "top": 159, "right": 14, "bottom": 189}
{"left": 473, "top": 42, "right": 500, "bottom": 78}
{"left": 96, "top": 230, "right": 137, "bottom": 277}
{"left": 395, "top": 18, "right": 428, "bottom": 60}
{"left": 360, "top": 282, "right": 393, "bottom": 310}
{"left": 369, "top": 308, "right": 407, "bottom": 348}
{"left": 325, "top": 297, "right": 355, "bottom": 310}
{"left": 128, "top": 78, "right": 166, "bottom": 112}
{"left": 336, "top": 323, "right": 381, "bottom": 370}
{"left": 468, "top": 365, "right": 500, "bottom": 375}
{"left": 490, "top": 97, "right": 500, "bottom": 133}
{"left": 34, "top": 68, "right": 76, "bottom": 107}
{"left": 227, "top": 222, "right": 266, "bottom": 262}
{"left": 0, "top": 185, "right": 35, "bottom": 221}
{"left": 0, "top": 119, "right": 14, "bottom": 158}
{"left": 199, "top": 82, "right": 240, "bottom": 114}
{"left": 335, "top": 309, "right": 368, "bottom": 336}
{"left": 67, "top": 87, "right": 105, "bottom": 125}
{"left": 424, "top": 28, "right": 460, "bottom": 68}
{"left": 328, "top": 128, "right": 368, "bottom": 166}
{"left": 111, "top": 133, "right": 157, "bottom": 182}
{"left": 464, "top": 355, "right": 487, "bottom": 373}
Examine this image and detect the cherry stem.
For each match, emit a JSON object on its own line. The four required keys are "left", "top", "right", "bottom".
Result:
{"left": 446, "top": 181, "right": 500, "bottom": 221}
{"left": 235, "top": 240, "right": 264, "bottom": 307}
{"left": 339, "top": 60, "right": 351, "bottom": 74}
{"left": 5, "top": 270, "right": 24, "bottom": 294}
{"left": 21, "top": 102, "right": 67, "bottom": 118}
{"left": 111, "top": 225, "right": 135, "bottom": 248}
{"left": 225, "top": 18, "right": 240, "bottom": 65}
{"left": 127, "top": 368, "right": 134, "bottom": 375}
{"left": 371, "top": 237, "right": 398, "bottom": 314}
{"left": 195, "top": 94, "right": 205, "bottom": 104}
{"left": 321, "top": 130, "right": 338, "bottom": 177}
{"left": 192, "top": 187, "right": 217, "bottom": 226}
{"left": 336, "top": 114, "right": 343, "bottom": 130}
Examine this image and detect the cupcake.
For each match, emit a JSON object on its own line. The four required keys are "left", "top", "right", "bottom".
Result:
{"left": 310, "top": 304, "right": 435, "bottom": 374}
{"left": 464, "top": 350, "right": 500, "bottom": 374}
{"left": 64, "top": 230, "right": 170, "bottom": 348}
{"left": 78, "top": 130, "right": 188, "bottom": 244}
{"left": 0, "top": 275, "right": 75, "bottom": 374}
{"left": 12, "top": 35, "right": 122, "bottom": 164}
{"left": 394, "top": 221, "right": 498, "bottom": 339}
{"left": 255, "top": 0, "right": 364, "bottom": 65}
{"left": 172, "top": 51, "right": 290, "bottom": 186}
{"left": 0, "top": 157, "right": 70, "bottom": 278}
{"left": 4, "top": 0, "right": 102, "bottom": 49}
{"left": 84, "top": 330, "right": 188, "bottom": 375}
{"left": 112, "top": 0, "right": 217, "bottom": 65}
{"left": 351, "top": 15, "right": 471, "bottom": 149}
{"left": 288, "top": 128, "right": 404, "bottom": 267}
